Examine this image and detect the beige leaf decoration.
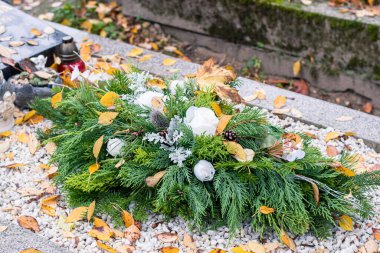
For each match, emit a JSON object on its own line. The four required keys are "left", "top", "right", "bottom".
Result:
{"left": 146, "top": 170, "right": 166, "bottom": 187}
{"left": 93, "top": 135, "right": 104, "bottom": 159}
{"left": 215, "top": 114, "right": 233, "bottom": 135}
{"left": 65, "top": 206, "right": 88, "bottom": 223}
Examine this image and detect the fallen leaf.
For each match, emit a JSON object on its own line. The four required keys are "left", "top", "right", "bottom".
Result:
{"left": 51, "top": 92, "right": 62, "bottom": 108}
{"left": 326, "top": 145, "right": 338, "bottom": 157}
{"left": 45, "top": 142, "right": 57, "bottom": 155}
{"left": 246, "top": 241, "right": 266, "bottom": 253}
{"left": 127, "top": 48, "right": 143, "bottom": 57}
{"left": 30, "top": 28, "right": 42, "bottom": 36}
{"left": 122, "top": 210, "right": 134, "bottom": 228}
{"left": 1, "top": 57, "right": 16, "bottom": 68}
{"left": 224, "top": 141, "right": 246, "bottom": 161}
{"left": 259, "top": 206, "right": 275, "bottom": 214}
{"left": 147, "top": 78, "right": 167, "bottom": 89}
{"left": 5, "top": 163, "right": 26, "bottom": 169}
{"left": 17, "top": 187, "right": 43, "bottom": 197}
{"left": 324, "top": 132, "right": 340, "bottom": 142}
{"left": 338, "top": 215, "right": 353, "bottom": 231}
{"left": 116, "top": 245, "right": 136, "bottom": 253}
{"left": 27, "top": 114, "right": 44, "bottom": 124}
{"left": 0, "top": 131, "right": 12, "bottom": 138}
{"left": 364, "top": 239, "right": 378, "bottom": 253}
{"left": 89, "top": 163, "right": 100, "bottom": 174}
{"left": 183, "top": 233, "right": 197, "bottom": 250}
{"left": 162, "top": 58, "right": 176, "bottom": 66}
{"left": 310, "top": 181, "right": 319, "bottom": 206}
{"left": 216, "top": 115, "right": 233, "bottom": 135}
{"left": 100, "top": 92, "right": 119, "bottom": 108}
{"left": 120, "top": 63, "right": 132, "bottom": 73}
{"left": 65, "top": 206, "right": 88, "bottom": 223}
{"left": 27, "top": 40, "right": 39, "bottom": 46}
{"left": 231, "top": 246, "right": 249, "bottom": 253}
{"left": 210, "top": 102, "right": 222, "bottom": 117}
{"left": 215, "top": 85, "right": 244, "bottom": 104}
{"left": 160, "top": 247, "right": 179, "bottom": 253}
{"left": 96, "top": 241, "right": 116, "bottom": 253}
{"left": 363, "top": 102, "right": 373, "bottom": 113}
{"left": 0, "top": 45, "right": 16, "bottom": 58}
{"left": 274, "top": 96, "right": 287, "bottom": 109}
{"left": 44, "top": 26, "right": 55, "bottom": 35}
{"left": 98, "top": 112, "right": 118, "bottom": 125}
{"left": 293, "top": 79, "right": 309, "bottom": 95}
{"left": 0, "top": 226, "right": 7, "bottom": 232}
{"left": 146, "top": 170, "right": 166, "bottom": 187}
{"left": 115, "top": 158, "right": 125, "bottom": 168}
{"left": 196, "top": 59, "right": 235, "bottom": 90}
{"left": 372, "top": 227, "right": 380, "bottom": 241}
{"left": 280, "top": 230, "right": 296, "bottom": 251}
{"left": 88, "top": 217, "right": 113, "bottom": 241}
{"left": 264, "top": 242, "right": 280, "bottom": 252}
{"left": 334, "top": 166, "right": 356, "bottom": 177}
{"left": 93, "top": 135, "right": 104, "bottom": 160}
{"left": 293, "top": 60, "right": 301, "bottom": 76}
{"left": 19, "top": 249, "right": 43, "bottom": 253}
{"left": 124, "top": 224, "right": 141, "bottom": 242}
{"left": 17, "top": 216, "right": 40, "bottom": 232}
{"left": 210, "top": 249, "right": 227, "bottom": 253}
{"left": 139, "top": 54, "right": 153, "bottom": 62}
{"left": 87, "top": 201, "right": 96, "bottom": 222}
{"left": 272, "top": 108, "right": 290, "bottom": 114}
{"left": 0, "top": 140, "right": 11, "bottom": 153}
{"left": 17, "top": 131, "right": 29, "bottom": 143}
{"left": 9, "top": 41, "right": 25, "bottom": 47}
{"left": 28, "top": 133, "right": 40, "bottom": 155}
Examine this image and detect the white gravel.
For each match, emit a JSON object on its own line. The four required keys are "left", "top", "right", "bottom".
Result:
{"left": 0, "top": 109, "right": 380, "bottom": 253}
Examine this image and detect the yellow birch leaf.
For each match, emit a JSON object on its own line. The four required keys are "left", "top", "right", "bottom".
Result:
{"left": 30, "top": 28, "right": 42, "bottom": 36}
{"left": 146, "top": 170, "right": 166, "bottom": 187}
{"left": 51, "top": 92, "right": 62, "bottom": 108}
{"left": 120, "top": 63, "right": 132, "bottom": 73}
{"left": 96, "top": 241, "right": 116, "bottom": 253}
{"left": 216, "top": 115, "right": 233, "bottom": 135}
{"left": 344, "top": 131, "right": 356, "bottom": 137}
{"left": 150, "top": 42, "right": 159, "bottom": 51}
{"left": 122, "top": 210, "right": 134, "bottom": 228}
{"left": 5, "top": 163, "right": 26, "bottom": 168}
{"left": 246, "top": 241, "right": 266, "bottom": 253}
{"left": 80, "top": 45, "right": 91, "bottom": 62}
{"left": 210, "top": 249, "right": 227, "bottom": 253}
{"left": 162, "top": 58, "right": 176, "bottom": 66}
{"left": 23, "top": 110, "right": 36, "bottom": 122}
{"left": 18, "top": 132, "right": 29, "bottom": 143}
{"left": 19, "top": 249, "right": 43, "bottom": 253}
{"left": 99, "top": 29, "right": 107, "bottom": 37}
{"left": 41, "top": 204, "right": 56, "bottom": 217}
{"left": 27, "top": 114, "right": 44, "bottom": 124}
{"left": 61, "top": 19, "right": 72, "bottom": 26}
{"left": 88, "top": 217, "right": 113, "bottom": 241}
{"left": 65, "top": 206, "right": 88, "bottom": 223}
{"left": 45, "top": 142, "right": 57, "bottom": 155}
{"left": 259, "top": 206, "right": 275, "bottom": 214}
{"left": 160, "top": 247, "right": 180, "bottom": 253}
{"left": 231, "top": 246, "right": 249, "bottom": 253}
{"left": 93, "top": 135, "right": 104, "bottom": 159}
{"left": 210, "top": 102, "right": 222, "bottom": 117}
{"left": 224, "top": 141, "right": 246, "bottom": 161}
{"left": 334, "top": 166, "right": 356, "bottom": 177}
{"left": 293, "top": 60, "right": 301, "bottom": 76}
{"left": 274, "top": 96, "right": 287, "bottom": 109}
{"left": 147, "top": 78, "right": 167, "bottom": 89}
{"left": 98, "top": 112, "right": 118, "bottom": 125}
{"left": 80, "top": 20, "right": 92, "bottom": 32}
{"left": 41, "top": 195, "right": 59, "bottom": 207}
{"left": 280, "top": 230, "right": 297, "bottom": 252}
{"left": 139, "top": 54, "right": 153, "bottom": 62}
{"left": 127, "top": 48, "right": 143, "bottom": 57}
{"left": 100, "top": 92, "right": 119, "bottom": 108}
{"left": 338, "top": 215, "right": 353, "bottom": 231}
{"left": 39, "top": 163, "right": 51, "bottom": 170}
{"left": 15, "top": 117, "right": 23, "bottom": 125}
{"left": 89, "top": 163, "right": 100, "bottom": 174}
{"left": 324, "top": 131, "right": 340, "bottom": 142}
{"left": 0, "top": 131, "right": 11, "bottom": 137}
{"left": 87, "top": 201, "right": 96, "bottom": 222}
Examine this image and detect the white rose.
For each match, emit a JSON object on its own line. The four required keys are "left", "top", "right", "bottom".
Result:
{"left": 135, "top": 91, "right": 164, "bottom": 109}
{"left": 169, "top": 80, "right": 185, "bottom": 95}
{"left": 184, "top": 106, "right": 219, "bottom": 136}
{"left": 194, "top": 160, "right": 215, "bottom": 182}
{"left": 107, "top": 138, "right": 125, "bottom": 157}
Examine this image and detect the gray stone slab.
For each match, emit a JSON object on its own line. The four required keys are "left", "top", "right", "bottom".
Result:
{"left": 0, "top": 219, "right": 71, "bottom": 253}
{"left": 49, "top": 22, "right": 380, "bottom": 151}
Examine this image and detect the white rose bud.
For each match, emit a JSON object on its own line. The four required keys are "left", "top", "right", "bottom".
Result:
{"left": 107, "top": 138, "right": 125, "bottom": 157}
{"left": 194, "top": 160, "right": 215, "bottom": 182}
{"left": 184, "top": 106, "right": 219, "bottom": 136}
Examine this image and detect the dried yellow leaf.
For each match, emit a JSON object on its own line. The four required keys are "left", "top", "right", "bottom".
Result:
{"left": 27, "top": 114, "right": 44, "bottom": 124}
{"left": 100, "top": 92, "right": 119, "bottom": 108}
{"left": 293, "top": 60, "right": 301, "bottom": 76}
{"left": 334, "top": 166, "right": 356, "bottom": 177}
{"left": 45, "top": 141, "right": 57, "bottom": 155}
{"left": 338, "top": 215, "right": 353, "bottom": 231}
{"left": 19, "top": 249, "right": 43, "bottom": 253}
{"left": 98, "top": 112, "right": 118, "bottom": 125}
{"left": 93, "top": 135, "right": 104, "bottom": 159}
{"left": 23, "top": 110, "right": 36, "bottom": 122}
{"left": 147, "top": 78, "right": 167, "bottom": 89}
{"left": 120, "top": 63, "right": 132, "bottom": 73}
{"left": 210, "top": 102, "right": 222, "bottom": 117}
{"left": 51, "top": 92, "right": 62, "bottom": 108}
{"left": 216, "top": 114, "right": 233, "bottom": 135}
{"left": 89, "top": 163, "right": 100, "bottom": 174}
{"left": 274, "top": 96, "right": 287, "bottom": 109}
{"left": 0, "top": 131, "right": 12, "bottom": 137}
{"left": 146, "top": 170, "right": 166, "bottom": 187}
{"left": 160, "top": 247, "right": 180, "bottom": 253}
{"left": 87, "top": 201, "right": 96, "bottom": 222}
{"left": 280, "top": 230, "right": 297, "bottom": 252}
{"left": 65, "top": 206, "right": 88, "bottom": 223}
{"left": 224, "top": 141, "right": 246, "bottom": 161}
{"left": 324, "top": 131, "right": 340, "bottom": 142}
{"left": 5, "top": 163, "right": 26, "bottom": 168}
{"left": 214, "top": 85, "right": 244, "bottom": 104}
{"left": 196, "top": 58, "right": 236, "bottom": 90}
{"left": 17, "top": 132, "right": 29, "bottom": 143}
{"left": 231, "top": 246, "right": 249, "bottom": 253}
{"left": 210, "top": 249, "right": 227, "bottom": 253}
{"left": 139, "top": 54, "right": 153, "bottom": 62}
{"left": 15, "top": 117, "right": 23, "bottom": 125}
{"left": 88, "top": 217, "right": 113, "bottom": 241}
{"left": 80, "top": 20, "right": 92, "bottom": 32}
{"left": 30, "top": 28, "right": 42, "bottom": 36}
{"left": 162, "top": 58, "right": 176, "bottom": 66}
{"left": 259, "top": 206, "right": 275, "bottom": 214}
{"left": 122, "top": 210, "right": 134, "bottom": 228}
{"left": 96, "top": 241, "right": 116, "bottom": 253}
{"left": 127, "top": 48, "right": 143, "bottom": 57}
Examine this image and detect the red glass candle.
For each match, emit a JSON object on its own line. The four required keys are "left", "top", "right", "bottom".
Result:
{"left": 56, "top": 36, "right": 86, "bottom": 73}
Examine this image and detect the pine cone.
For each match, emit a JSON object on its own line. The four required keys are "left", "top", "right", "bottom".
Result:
{"left": 223, "top": 130, "right": 237, "bottom": 141}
